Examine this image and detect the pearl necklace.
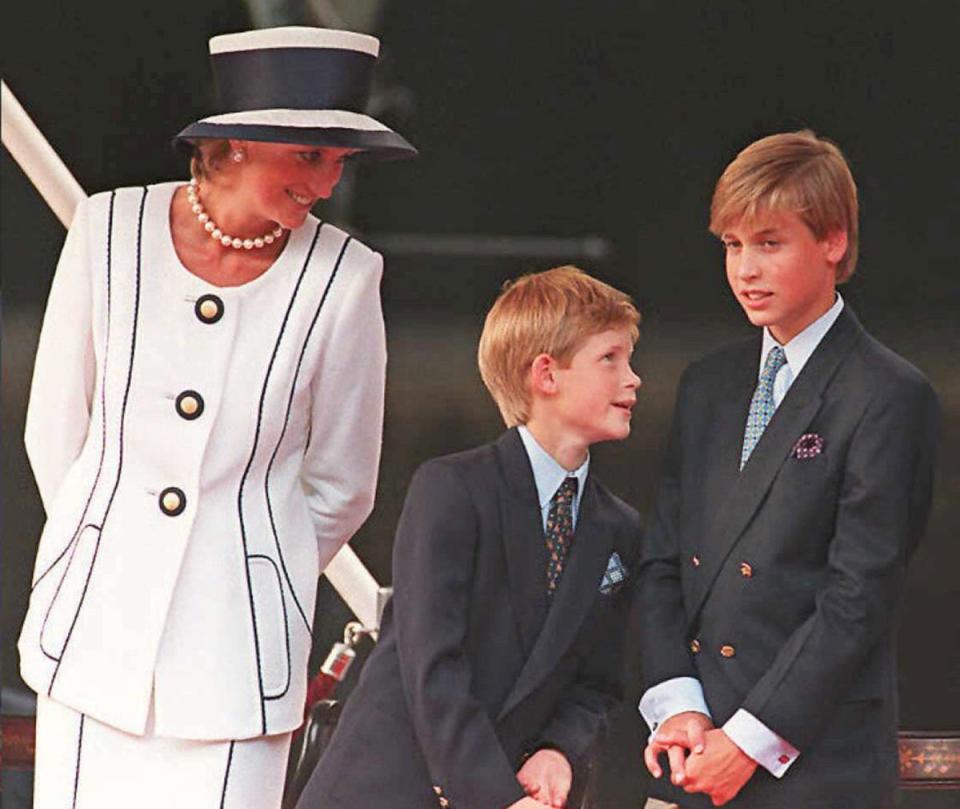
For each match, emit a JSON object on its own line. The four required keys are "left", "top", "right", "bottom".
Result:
{"left": 187, "top": 178, "right": 284, "bottom": 250}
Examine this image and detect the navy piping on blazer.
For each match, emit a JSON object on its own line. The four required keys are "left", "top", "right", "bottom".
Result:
{"left": 72, "top": 713, "right": 85, "bottom": 808}
{"left": 220, "top": 740, "right": 235, "bottom": 809}
{"left": 33, "top": 190, "right": 117, "bottom": 594}
{"left": 237, "top": 221, "right": 349, "bottom": 730}
{"left": 264, "top": 230, "right": 352, "bottom": 639}
{"left": 46, "top": 187, "right": 146, "bottom": 694}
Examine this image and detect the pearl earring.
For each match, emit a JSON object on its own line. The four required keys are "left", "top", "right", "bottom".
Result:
{"left": 232, "top": 150, "right": 245, "bottom": 163}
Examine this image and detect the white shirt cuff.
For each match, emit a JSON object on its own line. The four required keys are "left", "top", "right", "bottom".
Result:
{"left": 638, "top": 677, "right": 712, "bottom": 738}
{"left": 722, "top": 709, "right": 800, "bottom": 778}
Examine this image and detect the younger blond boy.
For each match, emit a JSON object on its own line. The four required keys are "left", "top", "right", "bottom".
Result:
{"left": 638, "top": 131, "right": 940, "bottom": 809}
{"left": 299, "top": 267, "right": 642, "bottom": 809}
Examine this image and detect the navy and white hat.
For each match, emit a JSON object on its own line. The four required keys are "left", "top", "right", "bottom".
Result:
{"left": 174, "top": 27, "right": 416, "bottom": 161}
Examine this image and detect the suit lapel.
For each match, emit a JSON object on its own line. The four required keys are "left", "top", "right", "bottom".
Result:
{"left": 701, "top": 341, "right": 759, "bottom": 513}
{"left": 688, "top": 307, "right": 865, "bottom": 625}
{"left": 498, "top": 476, "right": 614, "bottom": 720}
{"left": 497, "top": 430, "right": 550, "bottom": 656}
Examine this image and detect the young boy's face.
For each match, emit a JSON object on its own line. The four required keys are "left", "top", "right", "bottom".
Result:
{"left": 721, "top": 210, "right": 846, "bottom": 345}
{"left": 550, "top": 326, "right": 641, "bottom": 445}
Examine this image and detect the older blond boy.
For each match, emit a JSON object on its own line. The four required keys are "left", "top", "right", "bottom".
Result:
{"left": 299, "top": 267, "right": 642, "bottom": 809}
{"left": 638, "top": 131, "right": 940, "bottom": 808}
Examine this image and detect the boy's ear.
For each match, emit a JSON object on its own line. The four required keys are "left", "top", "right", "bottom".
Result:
{"left": 823, "top": 229, "right": 848, "bottom": 265}
{"left": 530, "top": 353, "right": 559, "bottom": 395}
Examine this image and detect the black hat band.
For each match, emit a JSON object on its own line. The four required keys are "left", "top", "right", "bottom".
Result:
{"left": 212, "top": 47, "right": 376, "bottom": 114}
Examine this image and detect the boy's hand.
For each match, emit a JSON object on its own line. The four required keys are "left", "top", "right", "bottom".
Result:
{"left": 507, "top": 798, "right": 557, "bottom": 809}
{"left": 516, "top": 748, "right": 573, "bottom": 808}
{"left": 682, "top": 729, "right": 757, "bottom": 805}
{"left": 643, "top": 711, "right": 712, "bottom": 785}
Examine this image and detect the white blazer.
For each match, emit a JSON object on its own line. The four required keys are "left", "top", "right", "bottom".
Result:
{"left": 18, "top": 182, "right": 386, "bottom": 740}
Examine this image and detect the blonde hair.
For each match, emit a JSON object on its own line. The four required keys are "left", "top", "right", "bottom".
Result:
{"left": 478, "top": 266, "right": 640, "bottom": 427}
{"left": 709, "top": 130, "right": 859, "bottom": 282}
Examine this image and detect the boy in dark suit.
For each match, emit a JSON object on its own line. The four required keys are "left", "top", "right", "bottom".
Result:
{"left": 637, "top": 131, "right": 940, "bottom": 809}
{"left": 297, "top": 266, "right": 642, "bottom": 809}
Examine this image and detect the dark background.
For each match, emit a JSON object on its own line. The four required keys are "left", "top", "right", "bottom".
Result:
{"left": 3, "top": 0, "right": 958, "bottom": 805}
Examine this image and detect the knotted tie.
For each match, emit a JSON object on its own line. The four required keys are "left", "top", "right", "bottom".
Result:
{"left": 740, "top": 345, "right": 787, "bottom": 470}
{"left": 545, "top": 477, "right": 578, "bottom": 594}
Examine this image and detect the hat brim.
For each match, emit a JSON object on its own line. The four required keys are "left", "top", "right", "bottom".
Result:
{"left": 174, "top": 120, "right": 417, "bottom": 162}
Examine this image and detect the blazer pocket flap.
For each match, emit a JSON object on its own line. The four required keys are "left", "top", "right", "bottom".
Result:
{"left": 40, "top": 524, "right": 101, "bottom": 660}
{"left": 248, "top": 555, "right": 290, "bottom": 699}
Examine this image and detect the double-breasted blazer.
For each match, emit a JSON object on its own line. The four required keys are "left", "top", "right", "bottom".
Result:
{"left": 18, "top": 182, "right": 386, "bottom": 740}
{"left": 297, "top": 429, "right": 640, "bottom": 809}
{"left": 638, "top": 306, "right": 940, "bottom": 808}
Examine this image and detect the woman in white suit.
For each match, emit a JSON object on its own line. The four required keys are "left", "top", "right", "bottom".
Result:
{"left": 18, "top": 26, "right": 416, "bottom": 809}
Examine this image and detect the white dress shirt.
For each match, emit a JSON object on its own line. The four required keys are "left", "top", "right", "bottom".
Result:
{"left": 517, "top": 425, "right": 590, "bottom": 529}
{"left": 639, "top": 294, "right": 845, "bottom": 778}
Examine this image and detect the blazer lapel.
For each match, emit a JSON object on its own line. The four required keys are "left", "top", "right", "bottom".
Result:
{"left": 498, "top": 476, "right": 614, "bottom": 720}
{"left": 700, "top": 341, "right": 760, "bottom": 515}
{"left": 688, "top": 307, "right": 865, "bottom": 625}
{"left": 497, "top": 430, "right": 550, "bottom": 656}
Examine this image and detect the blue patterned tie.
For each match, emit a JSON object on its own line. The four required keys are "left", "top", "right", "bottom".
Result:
{"left": 545, "top": 477, "right": 578, "bottom": 594}
{"left": 740, "top": 346, "right": 787, "bottom": 470}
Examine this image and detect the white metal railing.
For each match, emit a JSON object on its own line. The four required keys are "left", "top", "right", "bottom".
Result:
{"left": 1, "top": 79, "right": 384, "bottom": 631}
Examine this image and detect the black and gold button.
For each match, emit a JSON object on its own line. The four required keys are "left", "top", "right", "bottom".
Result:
{"left": 175, "top": 390, "right": 204, "bottom": 420}
{"left": 195, "top": 294, "right": 224, "bottom": 324}
{"left": 691, "top": 554, "right": 701, "bottom": 568}
{"left": 689, "top": 638, "right": 701, "bottom": 654}
{"left": 720, "top": 644, "right": 736, "bottom": 658}
{"left": 159, "top": 486, "right": 186, "bottom": 516}
{"left": 739, "top": 561, "right": 753, "bottom": 578}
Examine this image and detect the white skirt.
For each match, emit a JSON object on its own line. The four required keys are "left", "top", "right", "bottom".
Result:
{"left": 34, "top": 696, "right": 292, "bottom": 809}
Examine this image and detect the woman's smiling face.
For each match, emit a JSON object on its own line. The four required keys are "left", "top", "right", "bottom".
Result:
{"left": 230, "top": 141, "right": 357, "bottom": 229}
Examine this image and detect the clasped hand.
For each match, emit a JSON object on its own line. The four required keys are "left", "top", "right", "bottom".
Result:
{"left": 643, "top": 712, "right": 757, "bottom": 806}
{"left": 510, "top": 748, "right": 572, "bottom": 809}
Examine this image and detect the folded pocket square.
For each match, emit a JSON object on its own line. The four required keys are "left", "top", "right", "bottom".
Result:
{"left": 599, "top": 551, "right": 629, "bottom": 594}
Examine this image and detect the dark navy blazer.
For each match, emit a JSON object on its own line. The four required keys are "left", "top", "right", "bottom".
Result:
{"left": 298, "top": 428, "right": 640, "bottom": 809}
{"left": 639, "top": 306, "right": 940, "bottom": 808}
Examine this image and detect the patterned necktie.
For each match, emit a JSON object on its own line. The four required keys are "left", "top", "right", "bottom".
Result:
{"left": 545, "top": 476, "right": 578, "bottom": 595}
{"left": 740, "top": 345, "right": 787, "bottom": 470}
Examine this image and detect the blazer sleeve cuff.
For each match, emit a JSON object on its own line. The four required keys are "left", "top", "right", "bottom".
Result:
{"left": 638, "top": 677, "right": 712, "bottom": 740}
{"left": 723, "top": 709, "right": 800, "bottom": 778}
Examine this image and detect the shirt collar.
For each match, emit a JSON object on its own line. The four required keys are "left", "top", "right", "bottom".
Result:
{"left": 760, "top": 292, "right": 844, "bottom": 378}
{"left": 517, "top": 425, "right": 590, "bottom": 509}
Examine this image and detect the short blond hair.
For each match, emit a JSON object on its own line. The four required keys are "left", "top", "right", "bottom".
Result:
{"left": 478, "top": 266, "right": 640, "bottom": 427}
{"left": 710, "top": 130, "right": 859, "bottom": 282}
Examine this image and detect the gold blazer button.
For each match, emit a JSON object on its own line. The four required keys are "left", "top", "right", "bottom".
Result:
{"left": 739, "top": 561, "right": 753, "bottom": 578}
{"left": 691, "top": 555, "right": 701, "bottom": 567}
{"left": 159, "top": 486, "right": 186, "bottom": 516}
{"left": 195, "top": 294, "right": 224, "bottom": 324}
{"left": 720, "top": 644, "right": 736, "bottom": 658}
{"left": 689, "top": 639, "right": 701, "bottom": 654}
{"left": 175, "top": 390, "right": 205, "bottom": 420}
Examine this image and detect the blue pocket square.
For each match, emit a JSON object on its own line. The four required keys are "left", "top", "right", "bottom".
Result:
{"left": 599, "top": 551, "right": 629, "bottom": 595}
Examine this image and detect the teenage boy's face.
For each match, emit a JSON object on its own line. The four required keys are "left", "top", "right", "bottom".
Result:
{"left": 721, "top": 211, "right": 846, "bottom": 345}
{"left": 552, "top": 327, "right": 641, "bottom": 445}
